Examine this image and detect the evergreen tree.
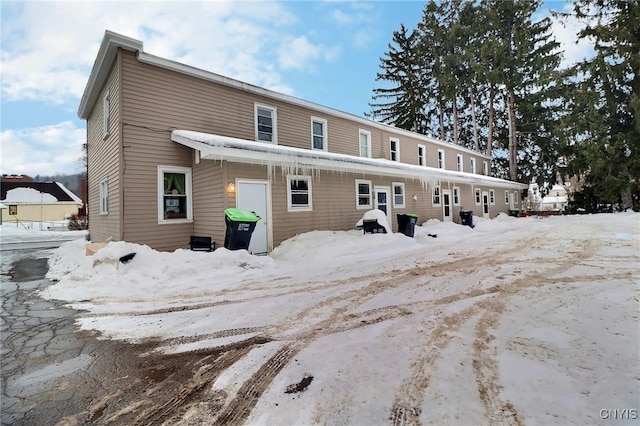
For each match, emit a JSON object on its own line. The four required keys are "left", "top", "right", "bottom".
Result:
{"left": 369, "top": 24, "right": 427, "bottom": 133}
{"left": 560, "top": 0, "right": 639, "bottom": 209}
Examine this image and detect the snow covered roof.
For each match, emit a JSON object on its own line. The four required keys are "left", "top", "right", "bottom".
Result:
{"left": 172, "top": 130, "right": 528, "bottom": 190}
{"left": 541, "top": 196, "right": 568, "bottom": 204}
{"left": 0, "top": 182, "right": 83, "bottom": 205}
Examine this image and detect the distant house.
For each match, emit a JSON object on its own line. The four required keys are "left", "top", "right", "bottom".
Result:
{"left": 541, "top": 184, "right": 569, "bottom": 212}
{"left": 0, "top": 180, "right": 84, "bottom": 225}
{"left": 78, "top": 31, "right": 527, "bottom": 253}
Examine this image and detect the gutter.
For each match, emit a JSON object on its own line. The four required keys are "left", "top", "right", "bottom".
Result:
{"left": 172, "top": 130, "right": 528, "bottom": 190}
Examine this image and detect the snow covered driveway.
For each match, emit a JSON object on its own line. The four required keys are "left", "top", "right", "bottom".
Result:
{"left": 42, "top": 213, "right": 639, "bottom": 425}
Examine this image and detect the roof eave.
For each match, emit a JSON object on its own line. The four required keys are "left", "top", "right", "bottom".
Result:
{"left": 77, "top": 31, "right": 143, "bottom": 119}
{"left": 172, "top": 130, "right": 527, "bottom": 190}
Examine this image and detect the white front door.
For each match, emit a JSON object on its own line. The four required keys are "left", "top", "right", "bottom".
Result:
{"left": 374, "top": 186, "right": 391, "bottom": 219}
{"left": 482, "top": 191, "right": 490, "bottom": 219}
{"left": 442, "top": 190, "right": 452, "bottom": 222}
{"left": 236, "top": 180, "right": 270, "bottom": 254}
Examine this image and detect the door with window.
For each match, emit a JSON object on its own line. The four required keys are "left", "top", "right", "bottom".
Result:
{"left": 237, "top": 180, "right": 270, "bottom": 254}
{"left": 374, "top": 186, "right": 390, "bottom": 218}
{"left": 442, "top": 190, "right": 452, "bottom": 222}
{"left": 482, "top": 191, "right": 490, "bottom": 219}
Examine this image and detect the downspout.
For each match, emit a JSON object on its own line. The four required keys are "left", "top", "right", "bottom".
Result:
{"left": 117, "top": 49, "right": 125, "bottom": 242}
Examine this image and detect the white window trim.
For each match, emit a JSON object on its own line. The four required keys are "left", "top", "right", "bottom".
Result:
{"left": 432, "top": 185, "right": 441, "bottom": 206}
{"left": 453, "top": 186, "right": 460, "bottom": 206}
{"left": 390, "top": 137, "right": 400, "bottom": 162}
{"left": 456, "top": 154, "right": 463, "bottom": 172}
{"left": 355, "top": 179, "right": 372, "bottom": 209}
{"left": 470, "top": 158, "right": 477, "bottom": 174}
{"left": 505, "top": 190, "right": 510, "bottom": 204}
{"left": 358, "top": 129, "right": 372, "bottom": 158}
{"left": 310, "top": 116, "right": 327, "bottom": 151}
{"left": 157, "top": 165, "right": 193, "bottom": 223}
{"left": 418, "top": 144, "right": 426, "bottom": 166}
{"left": 392, "top": 182, "right": 405, "bottom": 208}
{"left": 513, "top": 191, "right": 519, "bottom": 204}
{"left": 99, "top": 177, "right": 108, "bottom": 214}
{"left": 287, "top": 175, "right": 312, "bottom": 212}
{"left": 483, "top": 161, "right": 489, "bottom": 175}
{"left": 255, "top": 103, "right": 277, "bottom": 144}
{"left": 437, "top": 149, "right": 445, "bottom": 169}
{"left": 103, "top": 89, "right": 110, "bottom": 138}
{"left": 489, "top": 189, "right": 496, "bottom": 205}
{"left": 475, "top": 188, "right": 481, "bottom": 205}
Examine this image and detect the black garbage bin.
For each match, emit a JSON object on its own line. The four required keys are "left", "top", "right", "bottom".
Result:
{"left": 460, "top": 209, "right": 474, "bottom": 228}
{"left": 224, "top": 208, "right": 261, "bottom": 250}
{"left": 397, "top": 213, "right": 419, "bottom": 237}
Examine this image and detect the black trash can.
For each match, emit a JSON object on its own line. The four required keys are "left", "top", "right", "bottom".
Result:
{"left": 460, "top": 209, "right": 474, "bottom": 228}
{"left": 224, "top": 208, "right": 261, "bottom": 250}
{"left": 397, "top": 213, "right": 419, "bottom": 237}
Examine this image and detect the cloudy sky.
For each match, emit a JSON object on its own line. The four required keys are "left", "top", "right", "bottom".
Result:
{"left": 0, "top": 1, "right": 592, "bottom": 177}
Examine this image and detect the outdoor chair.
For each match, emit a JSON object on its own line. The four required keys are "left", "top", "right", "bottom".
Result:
{"left": 189, "top": 236, "right": 216, "bottom": 252}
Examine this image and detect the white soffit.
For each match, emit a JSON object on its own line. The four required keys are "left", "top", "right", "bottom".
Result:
{"left": 172, "top": 130, "right": 527, "bottom": 190}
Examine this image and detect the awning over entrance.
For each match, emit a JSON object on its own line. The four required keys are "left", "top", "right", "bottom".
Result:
{"left": 171, "top": 129, "right": 528, "bottom": 190}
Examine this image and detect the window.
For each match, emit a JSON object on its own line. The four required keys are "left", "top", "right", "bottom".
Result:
{"left": 457, "top": 154, "right": 463, "bottom": 172}
{"left": 392, "top": 182, "right": 405, "bottom": 208}
{"left": 99, "top": 178, "right": 109, "bottom": 214}
{"left": 255, "top": 103, "right": 277, "bottom": 143}
{"left": 432, "top": 185, "right": 441, "bottom": 205}
{"left": 8, "top": 205, "right": 17, "bottom": 215}
{"left": 489, "top": 189, "right": 495, "bottom": 205}
{"left": 513, "top": 191, "right": 519, "bottom": 204}
{"left": 470, "top": 158, "right": 477, "bottom": 174}
{"left": 438, "top": 149, "right": 445, "bottom": 169}
{"left": 453, "top": 186, "right": 460, "bottom": 206}
{"left": 356, "top": 179, "right": 372, "bottom": 209}
{"left": 483, "top": 161, "right": 488, "bottom": 175}
{"left": 287, "top": 176, "right": 312, "bottom": 211}
{"left": 103, "top": 90, "right": 110, "bottom": 138}
{"left": 505, "top": 190, "right": 510, "bottom": 204}
{"left": 418, "top": 144, "right": 426, "bottom": 166}
{"left": 390, "top": 138, "right": 400, "bottom": 162}
{"left": 359, "top": 130, "right": 371, "bottom": 158}
{"left": 475, "top": 188, "right": 481, "bottom": 205}
{"left": 311, "top": 117, "right": 327, "bottom": 151}
{"left": 158, "top": 166, "right": 192, "bottom": 222}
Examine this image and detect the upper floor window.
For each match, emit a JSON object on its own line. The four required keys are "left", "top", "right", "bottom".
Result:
{"left": 470, "top": 158, "right": 477, "bottom": 174}
{"left": 418, "top": 144, "right": 426, "bottom": 166}
{"left": 103, "top": 90, "right": 110, "bottom": 138}
{"left": 356, "top": 179, "right": 372, "bottom": 209}
{"left": 432, "top": 185, "right": 441, "bottom": 205}
{"left": 255, "top": 103, "right": 277, "bottom": 143}
{"left": 311, "top": 117, "right": 327, "bottom": 151}
{"left": 457, "top": 154, "right": 463, "bottom": 172}
{"left": 158, "top": 166, "right": 192, "bottom": 223}
{"left": 483, "top": 161, "right": 488, "bottom": 175}
{"left": 359, "top": 129, "right": 371, "bottom": 158}
{"left": 390, "top": 138, "right": 400, "bottom": 162}
{"left": 392, "top": 182, "right": 405, "bottom": 208}
{"left": 438, "top": 149, "right": 445, "bottom": 169}
{"left": 99, "top": 178, "right": 109, "bottom": 214}
{"left": 287, "top": 176, "right": 312, "bottom": 211}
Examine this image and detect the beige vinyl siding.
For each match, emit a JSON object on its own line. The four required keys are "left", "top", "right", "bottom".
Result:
{"left": 87, "top": 57, "right": 122, "bottom": 243}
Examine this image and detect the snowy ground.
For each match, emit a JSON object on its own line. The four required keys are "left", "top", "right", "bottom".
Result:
{"left": 34, "top": 213, "right": 640, "bottom": 424}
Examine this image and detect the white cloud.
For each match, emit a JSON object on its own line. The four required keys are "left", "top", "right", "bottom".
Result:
{"left": 0, "top": 122, "right": 86, "bottom": 176}
{"left": 549, "top": 12, "right": 595, "bottom": 68}
{"left": 0, "top": 1, "right": 312, "bottom": 104}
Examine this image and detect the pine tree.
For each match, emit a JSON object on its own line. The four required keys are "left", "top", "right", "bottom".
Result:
{"left": 369, "top": 24, "right": 427, "bottom": 133}
{"left": 561, "top": 0, "right": 639, "bottom": 209}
